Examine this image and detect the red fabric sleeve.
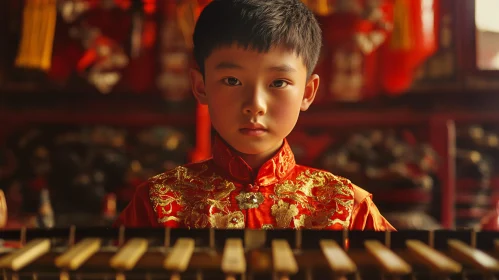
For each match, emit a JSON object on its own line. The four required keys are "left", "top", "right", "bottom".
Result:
{"left": 113, "top": 182, "right": 160, "bottom": 228}
{"left": 349, "top": 185, "right": 396, "bottom": 231}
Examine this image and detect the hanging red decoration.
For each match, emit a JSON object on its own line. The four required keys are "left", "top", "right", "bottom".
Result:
{"left": 379, "top": 0, "right": 439, "bottom": 95}
{"left": 313, "top": 0, "right": 394, "bottom": 103}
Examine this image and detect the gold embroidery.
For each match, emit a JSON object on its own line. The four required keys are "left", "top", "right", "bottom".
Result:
{"left": 276, "top": 148, "right": 293, "bottom": 178}
{"left": 210, "top": 211, "right": 245, "bottom": 229}
{"left": 273, "top": 181, "right": 310, "bottom": 210}
{"left": 294, "top": 215, "right": 304, "bottom": 228}
{"left": 158, "top": 215, "right": 181, "bottom": 223}
{"left": 149, "top": 162, "right": 354, "bottom": 230}
{"left": 297, "top": 213, "right": 330, "bottom": 229}
{"left": 271, "top": 170, "right": 354, "bottom": 229}
{"left": 262, "top": 224, "right": 274, "bottom": 230}
{"left": 149, "top": 166, "right": 238, "bottom": 228}
{"left": 180, "top": 211, "right": 210, "bottom": 228}
{"left": 271, "top": 200, "right": 299, "bottom": 228}
{"left": 235, "top": 192, "right": 265, "bottom": 209}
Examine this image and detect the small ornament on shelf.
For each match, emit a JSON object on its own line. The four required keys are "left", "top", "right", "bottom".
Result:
{"left": 133, "top": 126, "right": 191, "bottom": 176}
{"left": 58, "top": 0, "right": 91, "bottom": 23}
{"left": 129, "top": 0, "right": 145, "bottom": 59}
{"left": 102, "top": 193, "right": 117, "bottom": 224}
{"left": 34, "top": 188, "right": 55, "bottom": 229}
{"left": 73, "top": 23, "right": 129, "bottom": 94}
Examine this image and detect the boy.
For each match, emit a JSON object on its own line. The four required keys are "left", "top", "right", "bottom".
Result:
{"left": 114, "top": 0, "right": 395, "bottom": 231}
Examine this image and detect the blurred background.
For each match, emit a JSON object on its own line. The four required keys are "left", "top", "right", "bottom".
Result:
{"left": 0, "top": 0, "right": 498, "bottom": 231}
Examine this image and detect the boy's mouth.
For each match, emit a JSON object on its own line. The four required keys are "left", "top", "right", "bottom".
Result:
{"left": 239, "top": 123, "right": 267, "bottom": 136}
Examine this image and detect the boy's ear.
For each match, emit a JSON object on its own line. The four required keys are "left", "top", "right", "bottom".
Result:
{"left": 190, "top": 68, "right": 208, "bottom": 104}
{"left": 300, "top": 74, "right": 319, "bottom": 111}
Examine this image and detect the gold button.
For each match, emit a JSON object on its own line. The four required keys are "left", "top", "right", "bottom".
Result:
{"left": 248, "top": 194, "right": 258, "bottom": 203}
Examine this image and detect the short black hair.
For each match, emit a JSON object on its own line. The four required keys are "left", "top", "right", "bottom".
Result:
{"left": 193, "top": 0, "right": 322, "bottom": 76}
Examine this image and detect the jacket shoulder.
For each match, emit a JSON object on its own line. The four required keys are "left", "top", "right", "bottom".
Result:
{"left": 294, "top": 165, "right": 354, "bottom": 187}
{"left": 148, "top": 160, "right": 212, "bottom": 181}
{"left": 301, "top": 167, "right": 371, "bottom": 205}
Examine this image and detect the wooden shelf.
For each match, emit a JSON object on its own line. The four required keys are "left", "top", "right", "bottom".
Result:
{"left": 0, "top": 106, "right": 196, "bottom": 128}
{"left": 1, "top": 108, "right": 195, "bottom": 126}
{"left": 436, "top": 111, "right": 499, "bottom": 123}
{"left": 298, "top": 108, "right": 499, "bottom": 128}
{"left": 0, "top": 90, "right": 197, "bottom": 127}
{"left": 298, "top": 109, "right": 428, "bottom": 127}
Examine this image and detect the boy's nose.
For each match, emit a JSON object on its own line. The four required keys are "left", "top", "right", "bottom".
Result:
{"left": 242, "top": 88, "right": 267, "bottom": 116}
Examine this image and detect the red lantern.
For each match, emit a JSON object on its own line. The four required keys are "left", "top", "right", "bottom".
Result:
{"left": 379, "top": 0, "right": 439, "bottom": 95}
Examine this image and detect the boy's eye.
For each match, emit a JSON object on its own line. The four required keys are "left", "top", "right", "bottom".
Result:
{"left": 270, "top": 80, "right": 288, "bottom": 88}
{"left": 223, "top": 77, "right": 242, "bottom": 86}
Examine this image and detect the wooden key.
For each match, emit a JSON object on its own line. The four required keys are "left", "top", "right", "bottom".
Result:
{"left": 272, "top": 239, "right": 298, "bottom": 279}
{"left": 221, "top": 238, "right": 246, "bottom": 277}
{"left": 164, "top": 238, "right": 195, "bottom": 271}
{"left": 448, "top": 239, "right": 499, "bottom": 273}
{"left": 364, "top": 240, "right": 411, "bottom": 276}
{"left": 244, "top": 229, "right": 266, "bottom": 250}
{"left": 406, "top": 240, "right": 461, "bottom": 274}
{"left": 320, "top": 239, "right": 357, "bottom": 275}
{"left": 55, "top": 238, "right": 102, "bottom": 270}
{"left": 109, "top": 238, "right": 148, "bottom": 270}
{"left": 0, "top": 239, "right": 50, "bottom": 271}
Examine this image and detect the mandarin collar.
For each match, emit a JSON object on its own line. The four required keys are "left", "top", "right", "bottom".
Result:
{"left": 212, "top": 135, "right": 296, "bottom": 186}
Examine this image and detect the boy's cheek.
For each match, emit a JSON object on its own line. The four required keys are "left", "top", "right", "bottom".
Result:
{"left": 271, "top": 107, "right": 300, "bottom": 123}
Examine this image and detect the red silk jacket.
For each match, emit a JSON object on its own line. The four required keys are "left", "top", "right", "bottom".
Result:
{"left": 114, "top": 136, "right": 395, "bottom": 231}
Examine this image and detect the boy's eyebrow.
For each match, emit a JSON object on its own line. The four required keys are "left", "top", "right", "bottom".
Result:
{"left": 215, "top": 62, "right": 297, "bottom": 73}
{"left": 215, "top": 62, "right": 244, "bottom": 70}
{"left": 267, "top": 64, "right": 297, "bottom": 73}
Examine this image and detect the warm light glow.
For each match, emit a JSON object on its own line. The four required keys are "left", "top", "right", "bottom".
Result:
{"left": 476, "top": 0, "right": 499, "bottom": 32}
{"left": 492, "top": 53, "right": 499, "bottom": 68}
{"left": 476, "top": 0, "right": 499, "bottom": 69}
{"left": 422, "top": 0, "right": 434, "bottom": 36}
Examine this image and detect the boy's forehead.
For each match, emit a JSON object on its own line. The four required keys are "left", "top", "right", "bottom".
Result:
{"left": 206, "top": 44, "right": 307, "bottom": 69}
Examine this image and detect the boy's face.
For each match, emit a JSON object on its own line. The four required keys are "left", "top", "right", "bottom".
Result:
{"left": 191, "top": 45, "right": 319, "bottom": 157}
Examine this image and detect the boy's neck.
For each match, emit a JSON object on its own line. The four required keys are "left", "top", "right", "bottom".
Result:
{"left": 231, "top": 140, "right": 284, "bottom": 171}
{"left": 213, "top": 134, "right": 286, "bottom": 172}
{"left": 237, "top": 150, "right": 276, "bottom": 171}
